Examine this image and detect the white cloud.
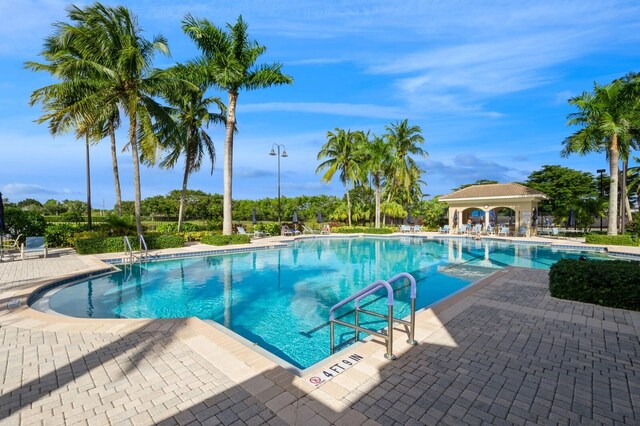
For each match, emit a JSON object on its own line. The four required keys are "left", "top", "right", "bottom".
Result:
{"left": 1, "top": 183, "right": 58, "bottom": 198}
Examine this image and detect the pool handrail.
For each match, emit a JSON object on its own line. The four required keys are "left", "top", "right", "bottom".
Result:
{"left": 328, "top": 272, "right": 418, "bottom": 360}
{"left": 329, "top": 279, "right": 394, "bottom": 321}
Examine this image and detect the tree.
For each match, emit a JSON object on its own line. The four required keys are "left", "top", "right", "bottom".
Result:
{"left": 158, "top": 64, "right": 225, "bottom": 232}
{"left": 39, "top": 4, "right": 175, "bottom": 235}
{"left": 182, "top": 15, "right": 293, "bottom": 235}
{"left": 316, "top": 128, "right": 365, "bottom": 226}
{"left": 362, "top": 134, "right": 391, "bottom": 228}
{"left": 524, "top": 165, "right": 598, "bottom": 216}
{"left": 562, "top": 78, "right": 638, "bottom": 235}
{"left": 384, "top": 119, "right": 428, "bottom": 207}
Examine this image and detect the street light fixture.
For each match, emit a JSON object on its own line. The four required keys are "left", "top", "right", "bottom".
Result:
{"left": 597, "top": 169, "right": 606, "bottom": 232}
{"left": 269, "top": 144, "right": 288, "bottom": 228}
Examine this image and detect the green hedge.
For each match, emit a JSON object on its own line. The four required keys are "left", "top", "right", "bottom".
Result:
{"left": 549, "top": 259, "right": 640, "bottom": 310}
{"left": 584, "top": 234, "right": 639, "bottom": 246}
{"left": 200, "top": 234, "right": 251, "bottom": 246}
{"left": 333, "top": 226, "right": 395, "bottom": 234}
{"left": 75, "top": 234, "right": 185, "bottom": 254}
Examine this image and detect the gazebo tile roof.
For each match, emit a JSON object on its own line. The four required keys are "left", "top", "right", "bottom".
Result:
{"left": 439, "top": 183, "right": 547, "bottom": 200}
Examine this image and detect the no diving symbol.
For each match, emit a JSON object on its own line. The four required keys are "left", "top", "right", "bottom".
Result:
{"left": 309, "top": 376, "right": 323, "bottom": 385}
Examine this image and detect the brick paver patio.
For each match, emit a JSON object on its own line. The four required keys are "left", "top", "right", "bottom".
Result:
{"left": 0, "top": 240, "right": 639, "bottom": 425}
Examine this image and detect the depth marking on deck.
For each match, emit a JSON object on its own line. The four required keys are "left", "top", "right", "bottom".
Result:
{"left": 306, "top": 353, "right": 363, "bottom": 387}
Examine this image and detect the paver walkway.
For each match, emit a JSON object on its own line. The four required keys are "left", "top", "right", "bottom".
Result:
{"left": 1, "top": 245, "right": 639, "bottom": 425}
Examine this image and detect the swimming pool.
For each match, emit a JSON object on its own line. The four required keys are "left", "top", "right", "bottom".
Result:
{"left": 33, "top": 237, "right": 612, "bottom": 369}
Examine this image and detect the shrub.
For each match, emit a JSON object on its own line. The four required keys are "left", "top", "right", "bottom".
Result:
{"left": 155, "top": 222, "right": 200, "bottom": 234}
{"left": 254, "top": 222, "right": 281, "bottom": 236}
{"left": 179, "top": 231, "right": 214, "bottom": 242}
{"left": 200, "top": 234, "right": 251, "bottom": 246}
{"left": 549, "top": 259, "right": 640, "bottom": 310}
{"left": 584, "top": 234, "right": 639, "bottom": 246}
{"left": 333, "top": 226, "right": 395, "bottom": 234}
{"left": 75, "top": 234, "right": 184, "bottom": 254}
{"left": 4, "top": 208, "right": 47, "bottom": 239}
{"left": 45, "top": 223, "right": 89, "bottom": 247}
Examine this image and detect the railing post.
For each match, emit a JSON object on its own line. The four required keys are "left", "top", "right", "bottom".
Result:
{"left": 385, "top": 305, "right": 396, "bottom": 360}
{"left": 407, "top": 298, "right": 417, "bottom": 345}
{"left": 355, "top": 308, "right": 360, "bottom": 342}
{"left": 330, "top": 321, "right": 335, "bottom": 355}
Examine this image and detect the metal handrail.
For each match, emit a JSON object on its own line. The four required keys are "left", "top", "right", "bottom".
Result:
{"left": 354, "top": 272, "right": 417, "bottom": 345}
{"left": 139, "top": 235, "right": 148, "bottom": 260}
{"left": 123, "top": 236, "right": 133, "bottom": 264}
{"left": 328, "top": 272, "right": 418, "bottom": 361}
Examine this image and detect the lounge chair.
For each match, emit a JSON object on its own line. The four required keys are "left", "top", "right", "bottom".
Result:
{"left": 485, "top": 224, "right": 494, "bottom": 235}
{"left": 301, "top": 225, "right": 317, "bottom": 235}
{"left": 516, "top": 226, "right": 527, "bottom": 237}
{"left": 21, "top": 236, "right": 47, "bottom": 260}
{"left": 399, "top": 224, "right": 411, "bottom": 233}
{"left": 456, "top": 226, "right": 466, "bottom": 235}
{"left": 413, "top": 225, "right": 422, "bottom": 232}
{"left": 281, "top": 225, "right": 300, "bottom": 236}
{"left": 497, "top": 226, "right": 510, "bottom": 237}
{"left": 236, "top": 226, "right": 254, "bottom": 237}
{"left": 438, "top": 225, "right": 450, "bottom": 234}
{"left": 474, "top": 224, "right": 483, "bottom": 235}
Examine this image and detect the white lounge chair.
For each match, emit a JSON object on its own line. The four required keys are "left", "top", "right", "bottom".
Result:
{"left": 413, "top": 225, "right": 422, "bottom": 232}
{"left": 438, "top": 225, "right": 450, "bottom": 234}
{"left": 399, "top": 224, "right": 411, "bottom": 233}
{"left": 301, "top": 225, "right": 317, "bottom": 235}
{"left": 497, "top": 226, "right": 510, "bottom": 237}
{"left": 281, "top": 225, "right": 300, "bottom": 236}
{"left": 236, "top": 226, "right": 254, "bottom": 237}
{"left": 21, "top": 236, "right": 47, "bottom": 260}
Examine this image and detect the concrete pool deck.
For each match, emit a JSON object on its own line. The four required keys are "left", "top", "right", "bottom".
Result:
{"left": 0, "top": 234, "right": 639, "bottom": 425}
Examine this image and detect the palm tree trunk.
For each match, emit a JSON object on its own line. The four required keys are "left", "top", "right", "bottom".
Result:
{"left": 375, "top": 179, "right": 381, "bottom": 229}
{"left": 608, "top": 135, "right": 619, "bottom": 235}
{"left": 178, "top": 150, "right": 191, "bottom": 233}
{"left": 621, "top": 159, "right": 627, "bottom": 234}
{"left": 346, "top": 185, "right": 352, "bottom": 227}
{"left": 222, "top": 91, "right": 237, "bottom": 235}
{"left": 109, "top": 119, "right": 123, "bottom": 215}
{"left": 85, "top": 134, "right": 92, "bottom": 231}
{"left": 129, "top": 112, "right": 144, "bottom": 236}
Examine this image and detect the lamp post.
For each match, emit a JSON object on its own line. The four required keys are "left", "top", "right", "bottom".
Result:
{"left": 269, "top": 144, "right": 288, "bottom": 227}
{"left": 597, "top": 169, "right": 605, "bottom": 231}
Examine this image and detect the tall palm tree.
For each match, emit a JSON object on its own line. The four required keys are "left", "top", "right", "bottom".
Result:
{"left": 26, "top": 15, "right": 105, "bottom": 230}
{"left": 562, "top": 80, "right": 636, "bottom": 235}
{"left": 157, "top": 65, "right": 226, "bottom": 232}
{"left": 385, "top": 119, "right": 428, "bottom": 207}
{"left": 182, "top": 15, "right": 293, "bottom": 235}
{"left": 316, "top": 129, "right": 364, "bottom": 227}
{"left": 362, "top": 134, "right": 391, "bottom": 228}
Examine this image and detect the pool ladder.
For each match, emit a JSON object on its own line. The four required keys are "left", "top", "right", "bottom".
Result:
{"left": 123, "top": 235, "right": 149, "bottom": 264}
{"left": 329, "top": 272, "right": 417, "bottom": 360}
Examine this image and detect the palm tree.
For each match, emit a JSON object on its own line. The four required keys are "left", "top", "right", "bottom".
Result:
{"left": 562, "top": 80, "right": 636, "bottom": 235}
{"left": 27, "top": 4, "right": 175, "bottom": 234}
{"left": 362, "top": 134, "right": 391, "bottom": 228}
{"left": 182, "top": 15, "right": 293, "bottom": 235}
{"left": 157, "top": 65, "right": 226, "bottom": 232}
{"left": 317, "top": 129, "right": 364, "bottom": 227}
{"left": 385, "top": 119, "right": 428, "bottom": 207}
{"left": 26, "top": 15, "right": 105, "bottom": 230}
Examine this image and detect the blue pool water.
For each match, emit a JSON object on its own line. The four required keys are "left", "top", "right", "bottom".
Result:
{"left": 40, "top": 237, "right": 611, "bottom": 369}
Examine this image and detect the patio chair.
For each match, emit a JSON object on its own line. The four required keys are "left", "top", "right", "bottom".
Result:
{"left": 301, "top": 225, "right": 318, "bottom": 235}
{"left": 413, "top": 225, "right": 423, "bottom": 232}
{"left": 281, "top": 225, "right": 301, "bottom": 236}
{"left": 320, "top": 224, "right": 331, "bottom": 235}
{"left": 516, "top": 226, "right": 528, "bottom": 237}
{"left": 456, "top": 226, "right": 466, "bottom": 235}
{"left": 399, "top": 224, "right": 411, "bottom": 233}
{"left": 1, "top": 234, "right": 22, "bottom": 261}
{"left": 474, "top": 224, "right": 483, "bottom": 235}
{"left": 497, "top": 226, "right": 510, "bottom": 237}
{"left": 438, "top": 225, "right": 450, "bottom": 234}
{"left": 551, "top": 227, "right": 560, "bottom": 237}
{"left": 21, "top": 236, "right": 47, "bottom": 260}
{"left": 236, "top": 226, "right": 254, "bottom": 237}
{"left": 485, "top": 224, "right": 494, "bottom": 235}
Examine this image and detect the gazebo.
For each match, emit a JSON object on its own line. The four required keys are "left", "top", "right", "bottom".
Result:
{"left": 439, "top": 183, "right": 548, "bottom": 235}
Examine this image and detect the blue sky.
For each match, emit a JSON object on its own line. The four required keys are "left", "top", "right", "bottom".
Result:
{"left": 1, "top": 0, "right": 640, "bottom": 208}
